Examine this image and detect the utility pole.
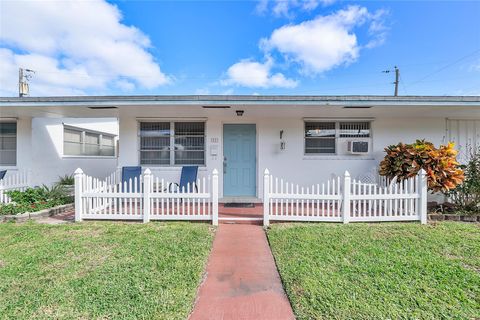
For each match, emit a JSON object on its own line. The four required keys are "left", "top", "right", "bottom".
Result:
{"left": 18, "top": 68, "right": 35, "bottom": 97}
{"left": 382, "top": 66, "right": 400, "bottom": 96}
{"left": 394, "top": 66, "right": 399, "bottom": 97}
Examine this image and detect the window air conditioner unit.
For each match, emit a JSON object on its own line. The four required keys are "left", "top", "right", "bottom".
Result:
{"left": 347, "top": 141, "right": 369, "bottom": 154}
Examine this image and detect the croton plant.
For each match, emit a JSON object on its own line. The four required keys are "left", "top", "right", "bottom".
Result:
{"left": 379, "top": 140, "right": 464, "bottom": 193}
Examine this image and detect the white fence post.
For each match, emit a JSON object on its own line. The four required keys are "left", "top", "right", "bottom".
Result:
{"left": 74, "top": 168, "right": 84, "bottom": 222}
{"left": 26, "top": 170, "right": 32, "bottom": 188}
{"left": 263, "top": 169, "right": 270, "bottom": 227}
{"left": 212, "top": 169, "right": 219, "bottom": 226}
{"left": 143, "top": 168, "right": 152, "bottom": 223}
{"left": 0, "top": 183, "right": 4, "bottom": 204}
{"left": 418, "top": 169, "right": 428, "bottom": 224}
{"left": 343, "top": 171, "right": 351, "bottom": 224}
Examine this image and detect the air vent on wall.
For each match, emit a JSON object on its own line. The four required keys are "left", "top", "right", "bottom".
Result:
{"left": 202, "top": 105, "right": 231, "bottom": 109}
{"left": 343, "top": 106, "right": 372, "bottom": 109}
{"left": 88, "top": 106, "right": 118, "bottom": 109}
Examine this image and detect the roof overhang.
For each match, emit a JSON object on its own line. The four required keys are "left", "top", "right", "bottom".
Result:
{"left": 0, "top": 95, "right": 479, "bottom": 119}
{"left": 1, "top": 95, "right": 479, "bottom": 108}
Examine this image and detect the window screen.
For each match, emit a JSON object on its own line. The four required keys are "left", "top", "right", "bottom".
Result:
{"left": 84, "top": 132, "right": 100, "bottom": 155}
{"left": 101, "top": 136, "right": 115, "bottom": 156}
{"left": 305, "top": 122, "right": 336, "bottom": 154}
{"left": 64, "top": 129, "right": 82, "bottom": 156}
{"left": 139, "top": 121, "right": 205, "bottom": 166}
{"left": 0, "top": 122, "right": 17, "bottom": 166}
{"left": 63, "top": 126, "right": 116, "bottom": 157}
{"left": 139, "top": 122, "right": 171, "bottom": 165}
{"left": 174, "top": 122, "right": 205, "bottom": 165}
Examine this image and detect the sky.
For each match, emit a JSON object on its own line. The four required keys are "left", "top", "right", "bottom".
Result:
{"left": 0, "top": 0, "right": 479, "bottom": 97}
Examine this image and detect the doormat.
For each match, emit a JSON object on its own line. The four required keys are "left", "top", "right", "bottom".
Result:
{"left": 224, "top": 203, "right": 255, "bottom": 208}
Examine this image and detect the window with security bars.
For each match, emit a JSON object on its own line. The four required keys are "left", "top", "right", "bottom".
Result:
{"left": 139, "top": 121, "right": 205, "bottom": 166}
{"left": 340, "top": 122, "right": 370, "bottom": 138}
{"left": 305, "top": 121, "right": 371, "bottom": 155}
{"left": 63, "top": 126, "right": 116, "bottom": 157}
{"left": 0, "top": 122, "right": 17, "bottom": 166}
{"left": 305, "top": 122, "right": 336, "bottom": 154}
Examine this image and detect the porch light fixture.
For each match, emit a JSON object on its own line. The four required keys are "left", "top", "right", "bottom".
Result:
{"left": 236, "top": 110, "right": 244, "bottom": 116}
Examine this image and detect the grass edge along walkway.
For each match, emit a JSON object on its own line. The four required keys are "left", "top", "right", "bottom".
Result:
{"left": 0, "top": 221, "right": 214, "bottom": 320}
{"left": 268, "top": 221, "right": 480, "bottom": 320}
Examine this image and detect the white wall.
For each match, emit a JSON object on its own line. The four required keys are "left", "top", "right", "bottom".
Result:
{"left": 29, "top": 118, "right": 118, "bottom": 186}
{"left": 117, "top": 112, "right": 448, "bottom": 200}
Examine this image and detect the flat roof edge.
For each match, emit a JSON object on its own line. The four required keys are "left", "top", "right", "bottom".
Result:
{"left": 0, "top": 94, "right": 479, "bottom": 104}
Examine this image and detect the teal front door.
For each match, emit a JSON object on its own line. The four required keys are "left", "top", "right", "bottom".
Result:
{"left": 223, "top": 124, "right": 256, "bottom": 197}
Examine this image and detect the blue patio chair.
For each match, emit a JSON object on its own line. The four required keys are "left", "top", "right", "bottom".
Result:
{"left": 122, "top": 166, "right": 142, "bottom": 192}
{"left": 169, "top": 166, "right": 199, "bottom": 193}
{"left": 0, "top": 170, "right": 6, "bottom": 181}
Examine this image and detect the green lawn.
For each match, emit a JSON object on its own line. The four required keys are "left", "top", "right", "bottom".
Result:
{"left": 268, "top": 222, "right": 480, "bottom": 320}
{"left": 0, "top": 222, "right": 214, "bottom": 320}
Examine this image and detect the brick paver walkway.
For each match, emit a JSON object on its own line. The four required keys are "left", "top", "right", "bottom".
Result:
{"left": 189, "top": 224, "right": 295, "bottom": 320}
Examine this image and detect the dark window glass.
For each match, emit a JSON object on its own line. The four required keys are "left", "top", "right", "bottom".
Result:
{"left": 0, "top": 122, "right": 16, "bottom": 166}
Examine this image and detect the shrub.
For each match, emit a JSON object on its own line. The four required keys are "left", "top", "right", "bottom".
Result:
{"left": 445, "top": 148, "right": 480, "bottom": 214}
{"left": 0, "top": 200, "right": 63, "bottom": 215}
{"left": 0, "top": 185, "right": 72, "bottom": 215}
{"left": 379, "top": 140, "right": 464, "bottom": 193}
{"left": 57, "top": 174, "right": 74, "bottom": 186}
{"left": 6, "top": 187, "right": 50, "bottom": 204}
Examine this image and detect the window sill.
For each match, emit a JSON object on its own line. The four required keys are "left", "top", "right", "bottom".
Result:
{"left": 0, "top": 166, "right": 18, "bottom": 170}
{"left": 303, "top": 155, "right": 374, "bottom": 160}
{"left": 62, "top": 155, "right": 117, "bottom": 159}
{"left": 139, "top": 165, "right": 207, "bottom": 170}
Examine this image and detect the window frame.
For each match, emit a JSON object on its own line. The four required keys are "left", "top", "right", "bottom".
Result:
{"left": 138, "top": 120, "right": 206, "bottom": 167}
{"left": 304, "top": 120, "right": 372, "bottom": 156}
{"left": 0, "top": 120, "right": 17, "bottom": 167}
{"left": 63, "top": 125, "right": 117, "bottom": 158}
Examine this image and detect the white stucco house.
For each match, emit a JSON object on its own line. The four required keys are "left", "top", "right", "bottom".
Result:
{"left": 0, "top": 95, "right": 479, "bottom": 201}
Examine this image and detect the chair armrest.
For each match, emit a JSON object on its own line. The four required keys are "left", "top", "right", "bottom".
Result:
{"left": 166, "top": 182, "right": 180, "bottom": 193}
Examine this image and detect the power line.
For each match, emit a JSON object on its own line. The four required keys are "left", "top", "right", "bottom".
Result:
{"left": 409, "top": 48, "right": 480, "bottom": 85}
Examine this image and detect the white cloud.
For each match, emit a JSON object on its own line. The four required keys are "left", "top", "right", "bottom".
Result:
{"left": 365, "top": 9, "right": 389, "bottom": 48}
{"left": 257, "top": 0, "right": 336, "bottom": 18}
{"left": 262, "top": 5, "right": 388, "bottom": 74}
{"left": 0, "top": 0, "right": 169, "bottom": 96}
{"left": 223, "top": 5, "right": 387, "bottom": 88}
{"left": 222, "top": 57, "right": 298, "bottom": 88}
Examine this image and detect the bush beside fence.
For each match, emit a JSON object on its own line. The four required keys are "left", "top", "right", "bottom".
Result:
{"left": 0, "top": 171, "right": 30, "bottom": 204}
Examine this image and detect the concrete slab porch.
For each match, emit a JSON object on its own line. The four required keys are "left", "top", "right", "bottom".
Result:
{"left": 219, "top": 203, "right": 263, "bottom": 225}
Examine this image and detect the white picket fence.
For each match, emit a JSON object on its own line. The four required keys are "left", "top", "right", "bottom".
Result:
{"left": 263, "top": 169, "right": 427, "bottom": 226}
{"left": 0, "top": 171, "right": 31, "bottom": 204}
{"left": 74, "top": 168, "right": 219, "bottom": 225}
